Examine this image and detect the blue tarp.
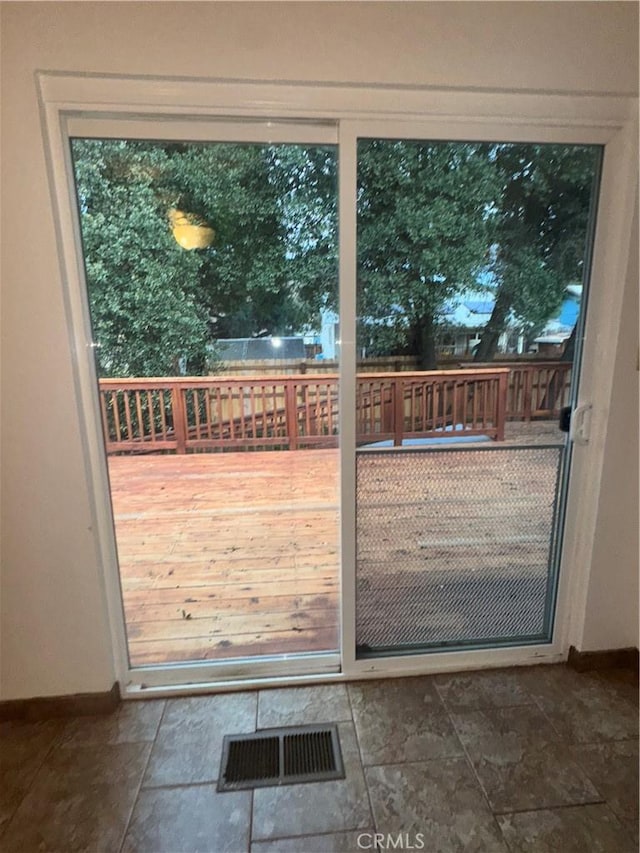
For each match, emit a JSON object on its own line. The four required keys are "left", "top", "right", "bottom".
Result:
{"left": 362, "top": 424, "right": 492, "bottom": 448}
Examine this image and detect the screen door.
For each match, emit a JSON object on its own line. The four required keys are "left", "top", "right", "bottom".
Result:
{"left": 353, "top": 137, "right": 601, "bottom": 656}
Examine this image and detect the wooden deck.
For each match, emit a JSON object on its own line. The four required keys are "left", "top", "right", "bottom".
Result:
{"left": 109, "top": 449, "right": 340, "bottom": 665}
{"left": 109, "top": 422, "right": 562, "bottom": 666}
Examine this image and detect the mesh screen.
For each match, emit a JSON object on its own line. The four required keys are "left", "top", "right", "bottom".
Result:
{"left": 356, "top": 446, "right": 562, "bottom": 653}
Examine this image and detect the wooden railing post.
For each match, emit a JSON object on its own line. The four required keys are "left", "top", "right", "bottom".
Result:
{"left": 285, "top": 381, "right": 298, "bottom": 450}
{"left": 496, "top": 371, "right": 508, "bottom": 441}
{"left": 171, "top": 383, "right": 187, "bottom": 454}
{"left": 523, "top": 369, "right": 533, "bottom": 422}
{"left": 393, "top": 377, "right": 404, "bottom": 446}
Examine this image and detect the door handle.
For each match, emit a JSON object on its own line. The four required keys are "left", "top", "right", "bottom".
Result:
{"left": 569, "top": 403, "right": 593, "bottom": 445}
{"left": 559, "top": 404, "right": 592, "bottom": 444}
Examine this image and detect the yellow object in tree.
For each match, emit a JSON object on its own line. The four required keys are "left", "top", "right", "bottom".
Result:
{"left": 168, "top": 208, "right": 215, "bottom": 250}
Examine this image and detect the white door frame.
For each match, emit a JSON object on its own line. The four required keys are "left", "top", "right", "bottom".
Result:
{"left": 38, "top": 73, "right": 637, "bottom": 695}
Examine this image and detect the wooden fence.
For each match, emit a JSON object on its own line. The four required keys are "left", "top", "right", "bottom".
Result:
{"left": 99, "top": 368, "right": 510, "bottom": 455}
{"left": 216, "top": 355, "right": 570, "bottom": 377}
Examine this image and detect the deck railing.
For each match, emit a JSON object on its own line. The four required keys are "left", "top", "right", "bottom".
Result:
{"left": 504, "top": 362, "right": 572, "bottom": 420}
{"left": 98, "top": 368, "right": 510, "bottom": 455}
{"left": 98, "top": 363, "right": 570, "bottom": 455}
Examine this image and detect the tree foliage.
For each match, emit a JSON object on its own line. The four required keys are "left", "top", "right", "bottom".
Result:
{"left": 72, "top": 140, "right": 210, "bottom": 376}
{"left": 72, "top": 136, "right": 597, "bottom": 378}
{"left": 356, "top": 140, "right": 499, "bottom": 368}
{"left": 473, "top": 144, "right": 599, "bottom": 361}
{"left": 72, "top": 139, "right": 337, "bottom": 377}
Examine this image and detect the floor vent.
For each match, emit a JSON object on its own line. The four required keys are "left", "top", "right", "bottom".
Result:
{"left": 218, "top": 724, "right": 344, "bottom": 791}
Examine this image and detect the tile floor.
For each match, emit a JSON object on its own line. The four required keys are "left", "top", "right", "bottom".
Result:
{"left": 0, "top": 664, "right": 637, "bottom": 852}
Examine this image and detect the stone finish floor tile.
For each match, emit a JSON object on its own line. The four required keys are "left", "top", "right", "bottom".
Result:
{"left": 595, "top": 668, "right": 640, "bottom": 706}
{"left": 1, "top": 742, "right": 150, "bottom": 853}
{"left": 519, "top": 664, "right": 639, "bottom": 742}
{"left": 1, "top": 664, "right": 638, "bottom": 852}
{"left": 496, "top": 803, "right": 637, "bottom": 853}
{"left": 251, "top": 830, "right": 374, "bottom": 852}
{"left": 143, "top": 692, "right": 256, "bottom": 787}
{"left": 258, "top": 684, "right": 351, "bottom": 728}
{"left": 626, "top": 818, "right": 640, "bottom": 846}
{"left": 59, "top": 699, "right": 165, "bottom": 746}
{"left": 252, "top": 722, "right": 371, "bottom": 840}
{"left": 568, "top": 739, "right": 639, "bottom": 825}
{"left": 122, "top": 783, "right": 251, "bottom": 853}
{"left": 0, "top": 719, "right": 64, "bottom": 834}
{"left": 348, "top": 676, "right": 462, "bottom": 765}
{"left": 366, "top": 758, "right": 508, "bottom": 852}
{"left": 434, "top": 668, "right": 533, "bottom": 712}
{"left": 450, "top": 705, "right": 601, "bottom": 812}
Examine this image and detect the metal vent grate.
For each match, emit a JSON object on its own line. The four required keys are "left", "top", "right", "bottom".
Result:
{"left": 224, "top": 735, "right": 279, "bottom": 785}
{"left": 218, "top": 724, "right": 344, "bottom": 792}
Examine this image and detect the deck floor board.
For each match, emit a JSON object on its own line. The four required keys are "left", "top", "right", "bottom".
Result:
{"left": 109, "top": 422, "right": 560, "bottom": 665}
{"left": 109, "top": 449, "right": 340, "bottom": 664}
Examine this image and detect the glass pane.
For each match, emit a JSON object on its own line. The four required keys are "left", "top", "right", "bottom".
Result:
{"left": 70, "top": 138, "right": 339, "bottom": 667}
{"left": 355, "top": 138, "right": 601, "bottom": 655}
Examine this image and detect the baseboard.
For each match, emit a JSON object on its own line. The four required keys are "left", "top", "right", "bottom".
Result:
{"left": 568, "top": 645, "right": 639, "bottom": 673}
{"left": 0, "top": 682, "right": 120, "bottom": 721}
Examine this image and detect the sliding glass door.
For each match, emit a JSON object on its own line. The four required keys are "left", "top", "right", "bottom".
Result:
{"left": 43, "top": 78, "right": 626, "bottom": 688}
{"left": 351, "top": 135, "right": 601, "bottom": 658}
{"left": 68, "top": 126, "right": 601, "bottom": 673}
{"left": 68, "top": 122, "right": 341, "bottom": 673}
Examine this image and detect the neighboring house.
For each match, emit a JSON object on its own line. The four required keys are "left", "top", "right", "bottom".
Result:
{"left": 530, "top": 284, "right": 582, "bottom": 355}
{"left": 441, "top": 284, "right": 583, "bottom": 358}
{"left": 315, "top": 285, "right": 582, "bottom": 361}
{"left": 440, "top": 290, "right": 520, "bottom": 356}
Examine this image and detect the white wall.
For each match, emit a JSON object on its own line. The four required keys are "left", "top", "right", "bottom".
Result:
{"left": 1, "top": 2, "right": 638, "bottom": 699}
{"left": 582, "top": 198, "right": 639, "bottom": 651}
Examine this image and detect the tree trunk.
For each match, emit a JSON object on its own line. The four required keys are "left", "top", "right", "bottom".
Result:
{"left": 412, "top": 313, "right": 438, "bottom": 370}
{"left": 473, "top": 287, "right": 511, "bottom": 362}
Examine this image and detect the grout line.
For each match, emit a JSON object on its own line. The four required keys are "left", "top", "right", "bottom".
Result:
{"left": 359, "top": 752, "right": 476, "bottom": 771}
{"left": 439, "top": 700, "right": 502, "bottom": 823}
{"left": 346, "top": 684, "right": 378, "bottom": 833}
{"left": 437, "top": 698, "right": 539, "bottom": 714}
{"left": 532, "top": 703, "right": 575, "bottom": 742}
{"left": 247, "top": 691, "right": 259, "bottom": 851}
{"left": 248, "top": 789, "right": 254, "bottom": 853}
{"left": 0, "top": 719, "right": 67, "bottom": 841}
{"left": 137, "top": 779, "right": 223, "bottom": 792}
{"left": 251, "top": 826, "right": 375, "bottom": 845}
{"left": 117, "top": 699, "right": 168, "bottom": 853}
{"left": 436, "top": 702, "right": 563, "bottom": 849}
{"left": 492, "top": 797, "right": 606, "bottom": 817}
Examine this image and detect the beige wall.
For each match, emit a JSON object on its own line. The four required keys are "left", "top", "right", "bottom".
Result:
{"left": 1, "top": 2, "right": 638, "bottom": 699}
{"left": 582, "top": 198, "right": 639, "bottom": 651}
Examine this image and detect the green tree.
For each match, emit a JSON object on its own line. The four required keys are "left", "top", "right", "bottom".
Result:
{"left": 72, "top": 139, "right": 211, "bottom": 377}
{"left": 473, "top": 144, "right": 600, "bottom": 362}
{"left": 357, "top": 140, "right": 499, "bottom": 369}
{"left": 169, "top": 143, "right": 303, "bottom": 340}
{"left": 72, "top": 140, "right": 338, "bottom": 377}
{"left": 267, "top": 145, "right": 338, "bottom": 327}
